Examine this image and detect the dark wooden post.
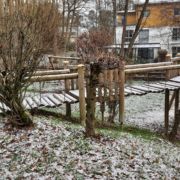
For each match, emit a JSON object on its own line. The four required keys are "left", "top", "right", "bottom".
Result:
{"left": 165, "top": 89, "right": 169, "bottom": 135}
{"left": 114, "top": 68, "right": 118, "bottom": 100}
{"left": 165, "top": 55, "right": 171, "bottom": 81}
{"left": 174, "top": 89, "right": 179, "bottom": 118}
{"left": 78, "top": 64, "right": 86, "bottom": 126}
{"left": 70, "top": 69, "right": 75, "bottom": 90}
{"left": 109, "top": 70, "right": 113, "bottom": 101}
{"left": 103, "top": 70, "right": 107, "bottom": 98}
{"left": 63, "top": 61, "right": 71, "bottom": 117}
{"left": 86, "top": 63, "right": 100, "bottom": 136}
{"left": 119, "top": 62, "right": 125, "bottom": 129}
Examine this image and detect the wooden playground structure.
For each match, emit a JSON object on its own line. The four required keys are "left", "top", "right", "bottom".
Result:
{"left": 1, "top": 54, "right": 180, "bottom": 135}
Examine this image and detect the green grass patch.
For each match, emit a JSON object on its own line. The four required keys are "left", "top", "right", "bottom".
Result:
{"left": 95, "top": 120, "right": 163, "bottom": 141}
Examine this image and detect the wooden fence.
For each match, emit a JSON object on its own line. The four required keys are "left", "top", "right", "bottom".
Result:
{"left": 27, "top": 53, "right": 180, "bottom": 132}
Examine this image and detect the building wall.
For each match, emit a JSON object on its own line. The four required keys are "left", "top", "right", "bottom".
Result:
{"left": 136, "top": 4, "right": 180, "bottom": 28}
{"left": 116, "top": 26, "right": 178, "bottom": 57}
{"left": 118, "top": 13, "right": 136, "bottom": 25}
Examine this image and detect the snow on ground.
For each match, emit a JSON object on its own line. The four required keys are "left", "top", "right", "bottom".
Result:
{"left": 0, "top": 116, "right": 180, "bottom": 179}
{"left": 30, "top": 80, "right": 176, "bottom": 133}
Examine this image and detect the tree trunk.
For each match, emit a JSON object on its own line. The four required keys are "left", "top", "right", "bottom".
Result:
{"left": 169, "top": 109, "right": 180, "bottom": 142}
{"left": 126, "top": 0, "right": 149, "bottom": 57}
{"left": 12, "top": 99, "right": 33, "bottom": 126}
{"left": 112, "top": 0, "right": 117, "bottom": 45}
{"left": 120, "top": 0, "right": 129, "bottom": 57}
{"left": 86, "top": 63, "right": 101, "bottom": 136}
{"left": 86, "top": 86, "right": 96, "bottom": 136}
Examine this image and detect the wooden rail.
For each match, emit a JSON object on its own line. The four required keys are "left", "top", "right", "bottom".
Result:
{"left": 125, "top": 62, "right": 172, "bottom": 69}
{"left": 125, "top": 64, "right": 180, "bottom": 74}
{"left": 29, "top": 73, "right": 78, "bottom": 82}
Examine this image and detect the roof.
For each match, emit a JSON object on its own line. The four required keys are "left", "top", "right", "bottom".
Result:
{"left": 134, "top": 1, "right": 180, "bottom": 7}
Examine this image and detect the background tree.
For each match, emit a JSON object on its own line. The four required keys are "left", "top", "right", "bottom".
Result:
{"left": 74, "top": 30, "right": 113, "bottom": 59}
{"left": 0, "top": 0, "right": 61, "bottom": 126}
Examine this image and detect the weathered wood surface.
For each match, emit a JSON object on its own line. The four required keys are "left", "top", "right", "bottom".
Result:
{"left": 125, "top": 62, "right": 172, "bottom": 69}
{"left": 29, "top": 73, "right": 78, "bottom": 82}
{"left": 125, "top": 65, "right": 180, "bottom": 74}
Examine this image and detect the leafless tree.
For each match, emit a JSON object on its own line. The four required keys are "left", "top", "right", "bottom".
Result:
{"left": 0, "top": 0, "right": 61, "bottom": 126}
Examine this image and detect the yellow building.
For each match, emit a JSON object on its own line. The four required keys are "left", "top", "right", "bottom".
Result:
{"left": 116, "top": 1, "right": 180, "bottom": 61}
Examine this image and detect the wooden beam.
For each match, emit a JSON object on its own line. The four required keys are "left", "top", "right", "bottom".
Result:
{"left": 119, "top": 62, "right": 125, "bottom": 129}
{"left": 78, "top": 65, "right": 86, "bottom": 126}
{"left": 174, "top": 89, "right": 179, "bottom": 118}
{"left": 29, "top": 73, "right": 78, "bottom": 82}
{"left": 169, "top": 91, "right": 175, "bottom": 111}
{"left": 64, "top": 61, "right": 71, "bottom": 117}
{"left": 125, "top": 64, "right": 180, "bottom": 74}
{"left": 125, "top": 62, "right": 172, "bottom": 70}
{"left": 165, "top": 89, "right": 169, "bottom": 136}
{"left": 48, "top": 55, "right": 82, "bottom": 61}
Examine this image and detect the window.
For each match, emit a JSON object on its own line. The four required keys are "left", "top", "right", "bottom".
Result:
{"left": 139, "top": 29, "right": 149, "bottom": 43}
{"left": 174, "top": 8, "right": 180, "bottom": 16}
{"left": 121, "top": 15, "right": 124, "bottom": 25}
{"left": 139, "top": 9, "right": 150, "bottom": 18}
{"left": 125, "top": 30, "right": 133, "bottom": 42}
{"left": 172, "top": 47, "right": 180, "bottom": 57}
{"left": 138, "top": 48, "right": 154, "bottom": 60}
{"left": 172, "top": 28, "right": 180, "bottom": 41}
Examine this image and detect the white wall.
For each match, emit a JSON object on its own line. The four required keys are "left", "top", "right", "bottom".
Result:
{"left": 116, "top": 25, "right": 180, "bottom": 57}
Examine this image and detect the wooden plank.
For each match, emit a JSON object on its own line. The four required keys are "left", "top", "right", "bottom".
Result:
{"left": 155, "top": 83, "right": 179, "bottom": 90}
{"left": 159, "top": 81, "right": 180, "bottom": 88}
{"left": 64, "top": 93, "right": 78, "bottom": 102}
{"left": 169, "top": 76, "right": 180, "bottom": 83}
{"left": 141, "top": 85, "right": 164, "bottom": 93}
{"left": 126, "top": 87, "right": 146, "bottom": 95}
{"left": 47, "top": 94, "right": 62, "bottom": 106}
{"left": 26, "top": 97, "right": 37, "bottom": 109}
{"left": 53, "top": 94, "right": 65, "bottom": 103}
{"left": 59, "top": 93, "right": 72, "bottom": 103}
{"left": 39, "top": 98, "right": 51, "bottom": 107}
{"left": 130, "top": 85, "right": 158, "bottom": 93}
{"left": 145, "top": 84, "right": 166, "bottom": 90}
{"left": 125, "top": 64, "right": 180, "bottom": 74}
{"left": 43, "top": 97, "right": 56, "bottom": 108}
{"left": 32, "top": 97, "right": 40, "bottom": 106}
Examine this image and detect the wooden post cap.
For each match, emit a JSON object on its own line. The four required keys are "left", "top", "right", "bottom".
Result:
{"left": 63, "top": 61, "right": 69, "bottom": 64}
{"left": 78, "top": 64, "right": 84, "bottom": 68}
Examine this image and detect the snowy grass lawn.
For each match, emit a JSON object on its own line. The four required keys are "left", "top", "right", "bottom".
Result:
{"left": 0, "top": 116, "right": 180, "bottom": 180}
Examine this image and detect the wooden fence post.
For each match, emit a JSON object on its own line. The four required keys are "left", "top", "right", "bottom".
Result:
{"left": 165, "top": 89, "right": 169, "bottom": 136}
{"left": 174, "top": 89, "right": 179, "bottom": 118}
{"left": 177, "top": 53, "right": 180, "bottom": 75}
{"left": 119, "top": 62, "right": 125, "bottom": 129}
{"left": 78, "top": 64, "right": 86, "bottom": 126}
{"left": 63, "top": 61, "right": 71, "bottom": 117}
{"left": 165, "top": 55, "right": 171, "bottom": 81}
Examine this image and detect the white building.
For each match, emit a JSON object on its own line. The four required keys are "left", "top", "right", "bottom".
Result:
{"left": 116, "top": 1, "right": 180, "bottom": 62}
